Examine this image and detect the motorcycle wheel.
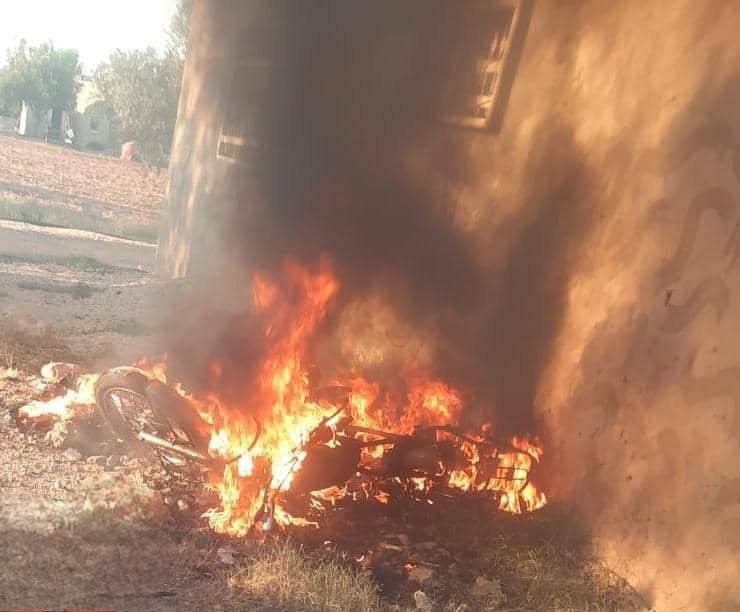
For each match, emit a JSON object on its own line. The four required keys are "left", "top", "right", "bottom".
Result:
{"left": 95, "top": 368, "right": 160, "bottom": 445}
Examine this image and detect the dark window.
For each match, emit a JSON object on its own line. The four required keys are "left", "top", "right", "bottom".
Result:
{"left": 444, "top": 0, "right": 529, "bottom": 130}
{"left": 217, "top": 59, "right": 271, "bottom": 165}
{"left": 217, "top": 15, "right": 277, "bottom": 164}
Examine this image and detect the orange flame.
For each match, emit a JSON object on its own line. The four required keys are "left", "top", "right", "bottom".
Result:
{"left": 195, "top": 260, "right": 547, "bottom": 533}
{"left": 19, "top": 373, "right": 99, "bottom": 421}
{"left": 23, "top": 258, "right": 547, "bottom": 533}
{"left": 135, "top": 357, "right": 168, "bottom": 383}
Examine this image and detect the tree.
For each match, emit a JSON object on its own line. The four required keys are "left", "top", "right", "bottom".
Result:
{"left": 94, "top": 48, "right": 181, "bottom": 165}
{"left": 0, "top": 41, "right": 81, "bottom": 113}
{"left": 167, "top": 0, "right": 193, "bottom": 62}
{"left": 92, "top": 0, "right": 192, "bottom": 165}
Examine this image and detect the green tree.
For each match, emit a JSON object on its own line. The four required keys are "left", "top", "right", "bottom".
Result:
{"left": 0, "top": 41, "right": 81, "bottom": 113}
{"left": 93, "top": 48, "right": 181, "bottom": 165}
{"left": 167, "top": 0, "right": 193, "bottom": 62}
{"left": 92, "top": 1, "right": 191, "bottom": 165}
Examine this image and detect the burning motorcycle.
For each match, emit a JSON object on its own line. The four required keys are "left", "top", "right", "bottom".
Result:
{"left": 93, "top": 366, "right": 546, "bottom": 531}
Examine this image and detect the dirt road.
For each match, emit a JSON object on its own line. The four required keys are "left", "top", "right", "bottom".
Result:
{"left": 0, "top": 218, "right": 154, "bottom": 267}
{"left": 0, "top": 219, "right": 166, "bottom": 366}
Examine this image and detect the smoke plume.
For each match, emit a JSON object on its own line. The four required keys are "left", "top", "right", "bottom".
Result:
{"left": 165, "top": 0, "right": 593, "bottom": 435}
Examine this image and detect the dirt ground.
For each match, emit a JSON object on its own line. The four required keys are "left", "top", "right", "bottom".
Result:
{"left": 0, "top": 134, "right": 171, "bottom": 363}
{"left": 0, "top": 134, "right": 166, "bottom": 210}
{"left": 0, "top": 372, "right": 236, "bottom": 611}
{"left": 0, "top": 134, "right": 163, "bottom": 242}
{"left": 0, "top": 218, "right": 165, "bottom": 366}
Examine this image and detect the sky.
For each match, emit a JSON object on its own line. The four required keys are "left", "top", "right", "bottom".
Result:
{"left": 0, "top": 0, "right": 178, "bottom": 73}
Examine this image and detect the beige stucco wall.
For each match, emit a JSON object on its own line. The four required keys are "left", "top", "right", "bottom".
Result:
{"left": 156, "top": 0, "right": 239, "bottom": 277}
{"left": 71, "top": 112, "right": 111, "bottom": 150}
{"left": 473, "top": 2, "right": 740, "bottom": 609}
{"left": 161, "top": 1, "right": 740, "bottom": 609}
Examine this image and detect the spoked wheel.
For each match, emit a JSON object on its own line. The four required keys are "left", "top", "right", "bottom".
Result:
{"left": 95, "top": 368, "right": 198, "bottom": 462}
{"left": 95, "top": 368, "right": 210, "bottom": 519}
{"left": 95, "top": 368, "right": 156, "bottom": 445}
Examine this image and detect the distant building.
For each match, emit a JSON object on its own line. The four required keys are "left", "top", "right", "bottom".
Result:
{"left": 17, "top": 101, "right": 64, "bottom": 140}
{"left": 15, "top": 78, "right": 113, "bottom": 150}
{"left": 71, "top": 78, "right": 113, "bottom": 150}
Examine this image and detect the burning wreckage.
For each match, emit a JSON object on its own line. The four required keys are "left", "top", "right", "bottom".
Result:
{"left": 18, "top": 260, "right": 547, "bottom": 536}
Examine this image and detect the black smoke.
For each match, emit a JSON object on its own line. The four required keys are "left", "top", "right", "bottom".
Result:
{"left": 165, "top": 0, "right": 596, "bottom": 435}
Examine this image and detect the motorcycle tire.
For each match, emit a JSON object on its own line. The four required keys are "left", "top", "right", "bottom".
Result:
{"left": 95, "top": 368, "right": 154, "bottom": 445}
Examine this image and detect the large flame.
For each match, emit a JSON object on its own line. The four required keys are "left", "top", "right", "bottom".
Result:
{"left": 189, "top": 259, "right": 546, "bottom": 535}
{"left": 19, "top": 258, "right": 547, "bottom": 535}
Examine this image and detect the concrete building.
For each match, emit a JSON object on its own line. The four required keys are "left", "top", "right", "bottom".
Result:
{"left": 17, "top": 101, "right": 63, "bottom": 140}
{"left": 16, "top": 79, "right": 112, "bottom": 149}
{"left": 71, "top": 78, "right": 113, "bottom": 151}
{"left": 159, "top": 2, "right": 740, "bottom": 609}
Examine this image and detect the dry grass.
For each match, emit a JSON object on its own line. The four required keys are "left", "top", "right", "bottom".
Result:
{"left": 0, "top": 253, "right": 144, "bottom": 275}
{"left": 476, "top": 535, "right": 645, "bottom": 611}
{"left": 410, "top": 506, "right": 647, "bottom": 611}
{"left": 0, "top": 198, "right": 159, "bottom": 243}
{"left": 290, "top": 502, "right": 648, "bottom": 611}
{"left": 15, "top": 279, "right": 101, "bottom": 299}
{"left": 1, "top": 509, "right": 383, "bottom": 612}
{"left": 0, "top": 507, "right": 224, "bottom": 611}
{"left": 223, "top": 542, "right": 384, "bottom": 611}
{"left": 0, "top": 515, "right": 644, "bottom": 612}
{"left": 0, "top": 317, "right": 79, "bottom": 372}
{"left": 107, "top": 318, "right": 149, "bottom": 337}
